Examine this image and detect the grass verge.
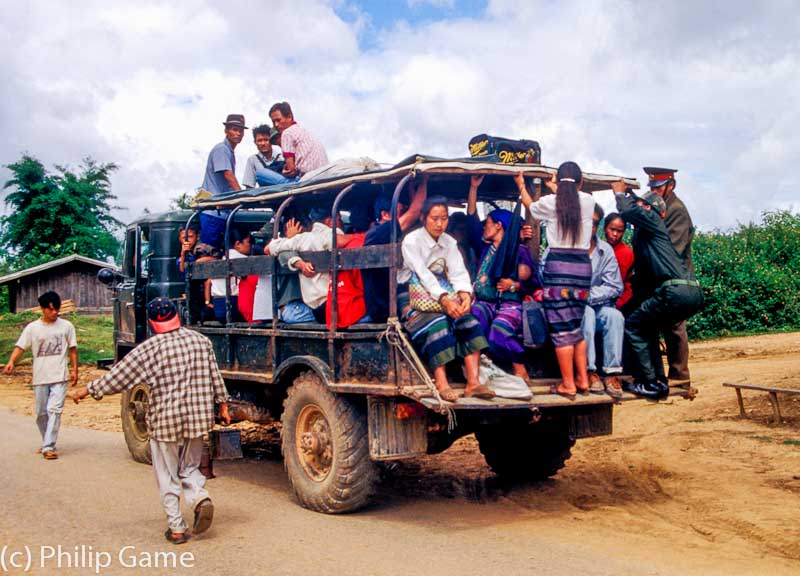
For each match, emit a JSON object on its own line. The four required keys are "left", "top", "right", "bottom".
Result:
{"left": 0, "top": 311, "right": 113, "bottom": 366}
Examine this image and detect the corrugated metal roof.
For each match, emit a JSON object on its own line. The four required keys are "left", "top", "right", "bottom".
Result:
{"left": 0, "top": 254, "right": 119, "bottom": 285}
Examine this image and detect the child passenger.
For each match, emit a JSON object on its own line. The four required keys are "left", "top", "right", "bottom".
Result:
{"left": 205, "top": 227, "right": 251, "bottom": 323}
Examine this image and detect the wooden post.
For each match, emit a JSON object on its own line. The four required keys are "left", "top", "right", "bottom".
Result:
{"left": 768, "top": 391, "right": 782, "bottom": 423}
{"left": 735, "top": 388, "right": 746, "bottom": 417}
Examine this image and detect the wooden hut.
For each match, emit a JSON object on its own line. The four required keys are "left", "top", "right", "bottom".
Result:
{"left": 0, "top": 255, "right": 118, "bottom": 314}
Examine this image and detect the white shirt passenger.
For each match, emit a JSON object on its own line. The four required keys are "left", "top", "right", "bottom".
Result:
{"left": 267, "top": 222, "right": 340, "bottom": 310}
{"left": 398, "top": 227, "right": 473, "bottom": 300}
{"left": 210, "top": 249, "right": 246, "bottom": 297}
{"left": 527, "top": 191, "right": 596, "bottom": 250}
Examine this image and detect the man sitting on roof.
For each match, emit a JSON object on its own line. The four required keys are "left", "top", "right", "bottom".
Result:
{"left": 255, "top": 102, "right": 328, "bottom": 187}
{"left": 199, "top": 114, "right": 246, "bottom": 248}
{"left": 242, "top": 125, "right": 284, "bottom": 188}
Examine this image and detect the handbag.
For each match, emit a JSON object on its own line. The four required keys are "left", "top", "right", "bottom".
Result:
{"left": 522, "top": 299, "right": 548, "bottom": 348}
{"left": 408, "top": 272, "right": 457, "bottom": 313}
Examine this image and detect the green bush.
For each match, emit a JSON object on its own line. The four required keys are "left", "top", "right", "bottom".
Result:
{"left": 0, "top": 311, "right": 114, "bottom": 366}
{"left": 689, "top": 210, "right": 800, "bottom": 339}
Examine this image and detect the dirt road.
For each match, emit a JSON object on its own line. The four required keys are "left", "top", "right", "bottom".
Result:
{"left": 1, "top": 332, "right": 799, "bottom": 575}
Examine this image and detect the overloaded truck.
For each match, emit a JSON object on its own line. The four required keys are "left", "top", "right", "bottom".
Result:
{"left": 100, "top": 154, "right": 689, "bottom": 513}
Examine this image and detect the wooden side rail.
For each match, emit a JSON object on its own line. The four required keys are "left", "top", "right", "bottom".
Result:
{"left": 723, "top": 382, "right": 800, "bottom": 423}
{"left": 189, "top": 245, "right": 401, "bottom": 280}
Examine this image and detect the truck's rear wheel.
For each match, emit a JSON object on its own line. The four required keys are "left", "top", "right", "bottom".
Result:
{"left": 476, "top": 416, "right": 574, "bottom": 481}
{"left": 281, "top": 371, "right": 376, "bottom": 513}
{"left": 121, "top": 382, "right": 152, "bottom": 464}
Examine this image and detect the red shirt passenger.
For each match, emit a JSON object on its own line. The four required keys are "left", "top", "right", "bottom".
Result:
{"left": 604, "top": 213, "right": 634, "bottom": 310}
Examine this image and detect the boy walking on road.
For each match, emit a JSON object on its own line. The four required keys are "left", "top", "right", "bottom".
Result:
{"left": 71, "top": 297, "right": 230, "bottom": 544}
{"left": 3, "top": 291, "right": 78, "bottom": 460}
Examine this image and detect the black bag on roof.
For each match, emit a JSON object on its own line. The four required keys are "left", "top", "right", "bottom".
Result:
{"left": 468, "top": 134, "right": 541, "bottom": 164}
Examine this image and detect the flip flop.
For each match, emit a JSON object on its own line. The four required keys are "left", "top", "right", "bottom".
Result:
{"left": 464, "top": 384, "right": 496, "bottom": 400}
{"left": 549, "top": 384, "right": 577, "bottom": 401}
{"left": 164, "top": 529, "right": 190, "bottom": 545}
{"left": 193, "top": 498, "right": 214, "bottom": 535}
{"left": 436, "top": 387, "right": 459, "bottom": 402}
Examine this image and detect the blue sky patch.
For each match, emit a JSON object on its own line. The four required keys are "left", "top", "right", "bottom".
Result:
{"left": 336, "top": 0, "right": 487, "bottom": 50}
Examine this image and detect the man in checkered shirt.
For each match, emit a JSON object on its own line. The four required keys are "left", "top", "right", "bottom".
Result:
{"left": 255, "top": 101, "right": 329, "bottom": 186}
{"left": 71, "top": 297, "right": 230, "bottom": 544}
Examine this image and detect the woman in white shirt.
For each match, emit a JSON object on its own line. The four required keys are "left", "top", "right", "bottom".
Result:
{"left": 515, "top": 161, "right": 594, "bottom": 399}
{"left": 398, "top": 196, "right": 493, "bottom": 402}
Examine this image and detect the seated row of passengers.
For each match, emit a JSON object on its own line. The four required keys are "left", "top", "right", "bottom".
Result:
{"left": 182, "top": 163, "right": 630, "bottom": 402}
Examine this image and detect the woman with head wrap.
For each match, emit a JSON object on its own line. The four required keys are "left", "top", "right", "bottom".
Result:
{"left": 466, "top": 175, "right": 538, "bottom": 381}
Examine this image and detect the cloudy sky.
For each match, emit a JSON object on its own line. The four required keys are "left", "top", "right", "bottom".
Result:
{"left": 1, "top": 0, "right": 798, "bottom": 231}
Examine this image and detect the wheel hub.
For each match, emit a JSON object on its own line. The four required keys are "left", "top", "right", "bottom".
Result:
{"left": 126, "top": 386, "right": 149, "bottom": 440}
{"left": 296, "top": 405, "right": 333, "bottom": 481}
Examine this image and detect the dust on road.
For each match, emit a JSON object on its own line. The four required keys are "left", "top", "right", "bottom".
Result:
{"left": 1, "top": 332, "right": 799, "bottom": 575}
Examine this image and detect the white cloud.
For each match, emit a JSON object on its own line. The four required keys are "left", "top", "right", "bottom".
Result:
{"left": 1, "top": 0, "right": 798, "bottom": 232}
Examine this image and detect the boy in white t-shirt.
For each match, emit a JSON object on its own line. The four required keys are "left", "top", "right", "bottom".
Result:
{"left": 3, "top": 291, "right": 78, "bottom": 460}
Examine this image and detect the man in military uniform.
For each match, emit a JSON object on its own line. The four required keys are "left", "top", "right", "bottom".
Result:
{"left": 611, "top": 185, "right": 703, "bottom": 400}
{"left": 643, "top": 167, "right": 694, "bottom": 385}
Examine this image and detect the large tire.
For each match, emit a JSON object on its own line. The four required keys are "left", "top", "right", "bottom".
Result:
{"left": 281, "top": 371, "right": 377, "bottom": 513}
{"left": 121, "top": 382, "right": 152, "bottom": 465}
{"left": 476, "top": 416, "right": 575, "bottom": 481}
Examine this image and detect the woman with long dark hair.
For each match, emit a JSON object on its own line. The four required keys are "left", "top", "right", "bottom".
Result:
{"left": 515, "top": 162, "right": 595, "bottom": 398}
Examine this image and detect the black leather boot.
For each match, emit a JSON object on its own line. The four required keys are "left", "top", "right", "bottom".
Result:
{"left": 623, "top": 380, "right": 662, "bottom": 400}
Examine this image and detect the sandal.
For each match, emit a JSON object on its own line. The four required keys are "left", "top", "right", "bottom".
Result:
{"left": 549, "top": 384, "right": 577, "bottom": 401}
{"left": 464, "top": 384, "right": 496, "bottom": 400}
{"left": 436, "top": 387, "right": 459, "bottom": 402}
{"left": 164, "top": 529, "right": 190, "bottom": 545}
{"left": 193, "top": 498, "right": 214, "bottom": 535}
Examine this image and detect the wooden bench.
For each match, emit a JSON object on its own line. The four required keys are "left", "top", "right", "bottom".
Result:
{"left": 723, "top": 382, "right": 800, "bottom": 423}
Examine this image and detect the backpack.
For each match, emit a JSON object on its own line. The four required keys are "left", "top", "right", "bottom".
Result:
{"left": 325, "top": 233, "right": 368, "bottom": 328}
{"left": 468, "top": 134, "right": 541, "bottom": 164}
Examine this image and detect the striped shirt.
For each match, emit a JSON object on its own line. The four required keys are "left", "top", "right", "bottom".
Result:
{"left": 87, "top": 328, "right": 228, "bottom": 441}
{"left": 281, "top": 123, "right": 328, "bottom": 176}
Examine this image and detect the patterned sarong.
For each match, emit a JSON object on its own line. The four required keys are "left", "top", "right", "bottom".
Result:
{"left": 403, "top": 310, "right": 487, "bottom": 368}
{"left": 397, "top": 282, "right": 487, "bottom": 368}
{"left": 471, "top": 300, "right": 525, "bottom": 364}
{"left": 542, "top": 248, "right": 591, "bottom": 347}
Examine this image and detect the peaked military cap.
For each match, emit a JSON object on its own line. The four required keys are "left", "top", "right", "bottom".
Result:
{"left": 643, "top": 167, "right": 677, "bottom": 188}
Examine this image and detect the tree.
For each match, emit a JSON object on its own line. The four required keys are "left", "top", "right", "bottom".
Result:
{"left": 169, "top": 190, "right": 194, "bottom": 211}
{"left": 1, "top": 154, "right": 122, "bottom": 269}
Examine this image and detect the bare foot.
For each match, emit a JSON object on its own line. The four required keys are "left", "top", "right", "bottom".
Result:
{"left": 512, "top": 363, "right": 530, "bottom": 382}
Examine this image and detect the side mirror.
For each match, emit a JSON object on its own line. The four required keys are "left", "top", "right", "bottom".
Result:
{"left": 97, "top": 268, "right": 123, "bottom": 286}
